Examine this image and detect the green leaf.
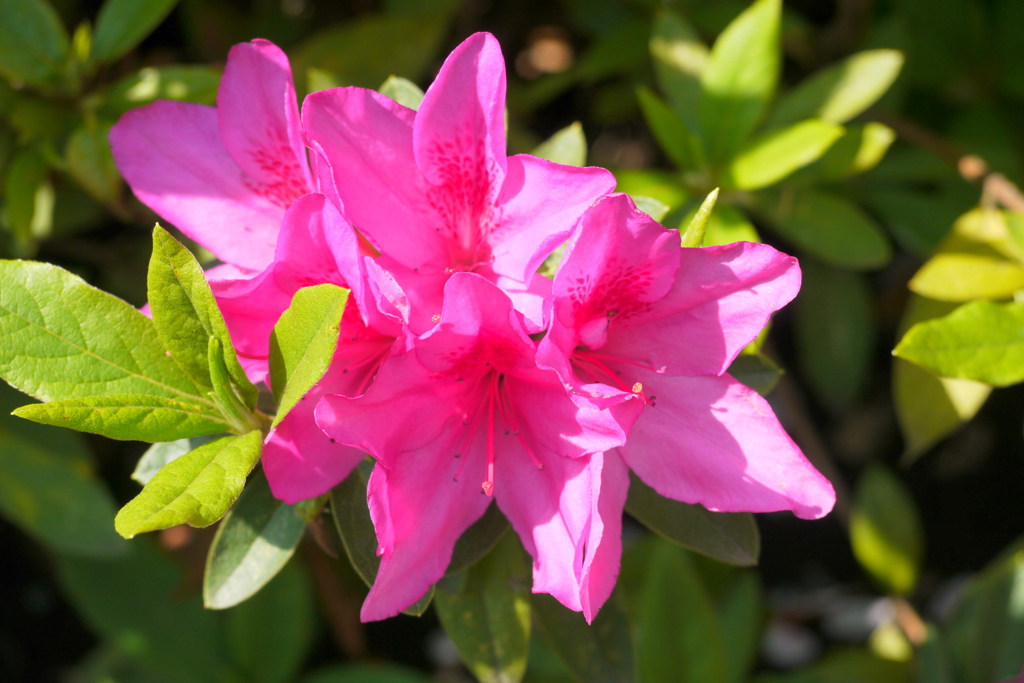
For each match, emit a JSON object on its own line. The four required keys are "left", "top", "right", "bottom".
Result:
{"left": 625, "top": 473, "right": 759, "bottom": 566}
{"left": 699, "top": 0, "right": 781, "bottom": 165}
{"left": 148, "top": 225, "right": 256, "bottom": 408}
{"left": 114, "top": 430, "right": 263, "bottom": 538}
{"left": 850, "top": 465, "right": 924, "bottom": 595}
{"left": 914, "top": 627, "right": 954, "bottom": 683}
{"left": 13, "top": 394, "right": 228, "bottom": 442}
{"left": 717, "top": 571, "right": 763, "bottom": 683}
{"left": 795, "top": 260, "right": 875, "bottom": 411}
{"left": 91, "top": 0, "right": 178, "bottom": 63}
{"left": 132, "top": 435, "right": 218, "bottom": 485}
{"left": 329, "top": 462, "right": 434, "bottom": 616}
{"left": 5, "top": 147, "right": 54, "bottom": 244}
{"left": 0, "top": 430, "right": 125, "bottom": 556}
{"left": 650, "top": 8, "right": 708, "bottom": 129}
{"left": 303, "top": 664, "right": 431, "bottom": 683}
{"left": 226, "top": 559, "right": 315, "bottom": 683}
{"left": 892, "top": 296, "right": 991, "bottom": 463}
{"left": 65, "top": 122, "right": 121, "bottom": 206}
{"left": 766, "top": 50, "right": 904, "bottom": 128}
{"left": 754, "top": 648, "right": 909, "bottom": 683}
{"left": 204, "top": 471, "right": 307, "bottom": 610}
{"left": 378, "top": 75, "right": 424, "bottom": 111}
{"left": 531, "top": 122, "right": 587, "bottom": 167}
{"left": 680, "top": 188, "right": 719, "bottom": 247}
{"left": 725, "top": 120, "right": 844, "bottom": 190}
{"left": 531, "top": 591, "right": 634, "bottom": 683}
{"left": 268, "top": 284, "right": 349, "bottom": 428}
{"left": 613, "top": 169, "right": 688, "bottom": 210}
{"left": 700, "top": 203, "right": 760, "bottom": 246}
{"left": 58, "top": 541, "right": 237, "bottom": 683}
{"left": 728, "top": 352, "right": 783, "bottom": 396}
{"left": 637, "top": 86, "right": 705, "bottom": 170}
{"left": 446, "top": 502, "right": 510, "bottom": 577}
{"left": 765, "top": 190, "right": 891, "bottom": 270}
{"left": 101, "top": 65, "right": 220, "bottom": 117}
{"left": 894, "top": 300, "right": 1024, "bottom": 387}
{"left": 636, "top": 540, "right": 727, "bottom": 683}
{"left": 790, "top": 122, "right": 896, "bottom": 183}
{"left": 0, "top": 260, "right": 205, "bottom": 403}
{"left": 435, "top": 534, "right": 531, "bottom": 683}
{"left": 631, "top": 195, "right": 670, "bottom": 223}
{"left": 0, "top": 0, "right": 69, "bottom": 88}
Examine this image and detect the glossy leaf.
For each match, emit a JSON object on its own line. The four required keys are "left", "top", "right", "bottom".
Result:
{"left": 795, "top": 260, "right": 875, "bottom": 411}
{"left": 435, "top": 534, "right": 531, "bottom": 683}
{"left": 148, "top": 225, "right": 257, "bottom": 408}
{"left": 269, "top": 284, "right": 349, "bottom": 428}
{"left": 625, "top": 473, "right": 760, "bottom": 566}
{"left": 680, "top": 188, "right": 719, "bottom": 247}
{"left": 4, "top": 147, "right": 53, "bottom": 243}
{"left": 700, "top": 203, "right": 760, "bottom": 246}
{"left": 133, "top": 435, "right": 218, "bottom": 485}
{"left": 102, "top": 65, "right": 221, "bottom": 117}
{"left": 767, "top": 190, "right": 891, "bottom": 270}
{"left": 637, "top": 86, "right": 704, "bottom": 170}
{"left": 0, "top": 0, "right": 68, "bottom": 88}
{"left": 0, "top": 260, "right": 204, "bottom": 403}
{"left": 895, "top": 300, "right": 1024, "bottom": 387}
{"left": 531, "top": 122, "right": 587, "bottom": 167}
{"left": 91, "top": 0, "right": 179, "bottom": 63}
{"left": 204, "top": 471, "right": 307, "bottom": 609}
{"left": 699, "top": 0, "right": 781, "bottom": 165}
{"left": 445, "top": 502, "right": 510, "bottom": 577}
{"left": 728, "top": 352, "right": 783, "bottom": 396}
{"left": 650, "top": 8, "right": 708, "bottom": 128}
{"left": 850, "top": 465, "right": 924, "bottom": 595}
{"left": 65, "top": 123, "right": 121, "bottom": 205}
{"left": 378, "top": 75, "right": 424, "bottom": 111}
{"left": 792, "top": 122, "right": 896, "bottom": 182}
{"left": 766, "top": 50, "right": 904, "bottom": 128}
{"left": 114, "top": 431, "right": 263, "bottom": 538}
{"left": 13, "top": 393, "right": 227, "bottom": 442}
{"left": 725, "top": 120, "right": 843, "bottom": 190}
{"left": 531, "top": 591, "right": 634, "bottom": 683}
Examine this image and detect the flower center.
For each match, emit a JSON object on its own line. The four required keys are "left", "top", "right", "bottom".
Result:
{"left": 570, "top": 349, "right": 653, "bottom": 403}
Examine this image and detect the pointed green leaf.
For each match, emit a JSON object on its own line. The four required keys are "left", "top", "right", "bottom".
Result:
{"left": 790, "top": 122, "right": 896, "bottom": 182}
{"left": 91, "top": 0, "right": 179, "bottom": 63}
{"left": 133, "top": 435, "right": 219, "bottom": 484}
{"left": 531, "top": 122, "right": 587, "bottom": 167}
{"left": 445, "top": 502, "right": 510, "bottom": 577}
{"left": 766, "top": 190, "right": 891, "bottom": 270}
{"left": 204, "top": 471, "right": 306, "bottom": 609}
{"left": 625, "top": 473, "right": 759, "bottom": 566}
{"left": 378, "top": 75, "right": 424, "bottom": 110}
{"left": 149, "top": 225, "right": 256, "bottom": 408}
{"left": 207, "top": 337, "right": 259, "bottom": 435}
{"left": 895, "top": 300, "right": 1024, "bottom": 387}
{"left": 700, "top": 203, "right": 760, "bottom": 246}
{"left": 637, "top": 86, "right": 705, "bottom": 170}
{"left": 680, "top": 188, "right": 719, "bottom": 247}
{"left": 0, "top": 259, "right": 206, "bottom": 403}
{"left": 631, "top": 195, "right": 670, "bottom": 223}
{"left": 767, "top": 49, "right": 904, "bottom": 128}
{"left": 699, "top": 0, "right": 781, "bottom": 164}
{"left": 13, "top": 394, "right": 228, "bottom": 442}
{"left": 850, "top": 465, "right": 924, "bottom": 595}
{"left": 727, "top": 352, "right": 782, "bottom": 396}
{"left": 0, "top": 0, "right": 69, "bottom": 87}
{"left": 725, "top": 119, "right": 844, "bottom": 190}
{"left": 114, "top": 430, "right": 263, "bottom": 538}
{"left": 531, "top": 591, "right": 634, "bottom": 683}
{"left": 435, "top": 534, "right": 531, "bottom": 683}
{"left": 101, "top": 65, "right": 221, "bottom": 118}
{"left": 650, "top": 8, "right": 708, "bottom": 128}
{"left": 268, "top": 284, "right": 349, "bottom": 428}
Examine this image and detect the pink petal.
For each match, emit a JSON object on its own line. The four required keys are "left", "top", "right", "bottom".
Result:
{"left": 218, "top": 40, "right": 312, "bottom": 210}
{"left": 491, "top": 155, "right": 617, "bottom": 282}
{"left": 620, "top": 371, "right": 835, "bottom": 519}
{"left": 110, "top": 101, "right": 282, "bottom": 270}
{"left": 601, "top": 241, "right": 801, "bottom": 377}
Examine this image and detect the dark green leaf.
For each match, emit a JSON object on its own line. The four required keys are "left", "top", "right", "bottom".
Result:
{"left": 0, "top": 260, "right": 206, "bottom": 403}
{"left": 114, "top": 431, "right": 263, "bottom": 538}
{"left": 302, "top": 664, "right": 431, "bottom": 683}
{"left": 850, "top": 465, "right": 924, "bottom": 596}
{"left": 531, "top": 591, "right": 634, "bottom": 683}
{"left": 435, "top": 534, "right": 531, "bottom": 683}
{"left": 914, "top": 627, "right": 953, "bottom": 683}
{"left": 204, "top": 471, "right": 307, "bottom": 609}
{"left": 680, "top": 188, "right": 719, "bottom": 247}
{"left": 753, "top": 648, "right": 909, "bottom": 683}
{"left": 895, "top": 300, "right": 1024, "bottom": 387}
{"left": 378, "top": 75, "right": 424, "bottom": 111}
{"left": 0, "top": 0, "right": 69, "bottom": 87}
{"left": 625, "top": 473, "right": 759, "bottom": 566}
{"left": 728, "top": 353, "right": 783, "bottom": 396}
{"left": 717, "top": 572, "right": 763, "bottom": 683}
{"left": 268, "top": 284, "right": 349, "bottom": 428}
{"left": 65, "top": 122, "right": 122, "bottom": 206}
{"left": 4, "top": 147, "right": 53, "bottom": 243}
{"left": 91, "top": 0, "right": 179, "bottom": 63}
{"left": 101, "top": 65, "right": 220, "bottom": 117}
{"left": 637, "top": 86, "right": 705, "bottom": 170}
{"left": 446, "top": 502, "right": 510, "bottom": 577}
{"left": 531, "top": 122, "right": 587, "bottom": 167}
{"left": 725, "top": 120, "right": 843, "bottom": 190}
{"left": 649, "top": 8, "right": 708, "bottom": 129}
{"left": 13, "top": 393, "right": 228, "bottom": 442}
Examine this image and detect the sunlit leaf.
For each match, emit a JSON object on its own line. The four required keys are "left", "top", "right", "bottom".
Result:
{"left": 4, "top": 147, "right": 53, "bottom": 243}
{"left": 531, "top": 122, "right": 587, "bottom": 167}
{"left": 637, "top": 86, "right": 705, "bottom": 171}
{"left": 378, "top": 75, "right": 424, "bottom": 111}
{"left": 650, "top": 8, "right": 708, "bottom": 129}
{"left": 725, "top": 120, "right": 843, "bottom": 190}
{"left": 631, "top": 195, "right": 670, "bottom": 223}
{"left": 132, "top": 435, "right": 218, "bottom": 485}
{"left": 791, "top": 122, "right": 896, "bottom": 182}
{"left": 700, "top": 203, "right": 760, "bottom": 246}
{"left": 679, "top": 188, "right": 719, "bottom": 247}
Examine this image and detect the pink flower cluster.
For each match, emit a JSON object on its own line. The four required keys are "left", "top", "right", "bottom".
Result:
{"left": 111, "top": 34, "right": 835, "bottom": 622}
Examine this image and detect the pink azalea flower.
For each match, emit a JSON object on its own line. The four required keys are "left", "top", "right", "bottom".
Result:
{"left": 315, "top": 273, "right": 634, "bottom": 622}
{"left": 538, "top": 193, "right": 836, "bottom": 519}
{"left": 302, "top": 32, "right": 616, "bottom": 332}
{"left": 110, "top": 40, "right": 312, "bottom": 272}
{"left": 215, "top": 193, "right": 406, "bottom": 503}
